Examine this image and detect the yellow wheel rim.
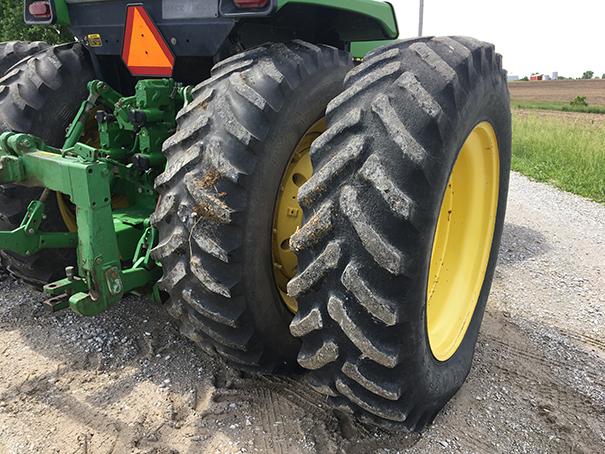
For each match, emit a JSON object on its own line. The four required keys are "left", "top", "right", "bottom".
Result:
{"left": 57, "top": 192, "right": 77, "bottom": 233}
{"left": 427, "top": 121, "right": 500, "bottom": 361}
{"left": 272, "top": 118, "right": 325, "bottom": 313}
{"left": 57, "top": 193, "right": 129, "bottom": 233}
{"left": 56, "top": 111, "right": 102, "bottom": 233}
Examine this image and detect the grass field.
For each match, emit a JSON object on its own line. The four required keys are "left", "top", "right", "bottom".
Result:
{"left": 511, "top": 100, "right": 605, "bottom": 114}
{"left": 512, "top": 109, "right": 605, "bottom": 203}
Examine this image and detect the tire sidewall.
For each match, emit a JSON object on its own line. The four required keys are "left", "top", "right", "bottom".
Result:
{"left": 415, "top": 75, "right": 511, "bottom": 400}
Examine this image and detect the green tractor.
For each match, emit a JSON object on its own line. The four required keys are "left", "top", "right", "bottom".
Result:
{"left": 0, "top": 0, "right": 510, "bottom": 430}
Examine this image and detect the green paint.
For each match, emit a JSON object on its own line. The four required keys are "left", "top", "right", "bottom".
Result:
{"left": 0, "top": 79, "right": 186, "bottom": 316}
{"left": 53, "top": 0, "right": 71, "bottom": 25}
{"left": 277, "top": 0, "right": 399, "bottom": 39}
{"left": 0, "top": 199, "right": 77, "bottom": 255}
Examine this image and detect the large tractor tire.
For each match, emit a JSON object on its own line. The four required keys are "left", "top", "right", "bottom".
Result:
{"left": 0, "top": 41, "right": 49, "bottom": 76}
{"left": 0, "top": 43, "right": 95, "bottom": 287}
{"left": 153, "top": 41, "right": 352, "bottom": 372}
{"left": 288, "top": 36, "right": 511, "bottom": 430}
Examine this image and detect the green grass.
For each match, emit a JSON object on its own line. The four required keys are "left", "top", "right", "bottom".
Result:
{"left": 512, "top": 110, "right": 605, "bottom": 203}
{"left": 511, "top": 100, "right": 605, "bottom": 114}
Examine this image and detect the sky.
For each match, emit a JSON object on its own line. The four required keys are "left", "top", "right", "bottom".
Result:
{"left": 390, "top": 0, "right": 605, "bottom": 78}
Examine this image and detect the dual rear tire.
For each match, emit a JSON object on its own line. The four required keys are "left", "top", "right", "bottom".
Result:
{"left": 155, "top": 36, "right": 511, "bottom": 430}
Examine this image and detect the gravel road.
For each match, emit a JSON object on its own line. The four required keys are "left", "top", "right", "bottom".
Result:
{"left": 0, "top": 172, "right": 603, "bottom": 453}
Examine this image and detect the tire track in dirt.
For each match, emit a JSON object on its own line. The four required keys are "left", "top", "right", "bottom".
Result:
{"left": 477, "top": 313, "right": 605, "bottom": 452}
{"left": 561, "top": 330, "right": 605, "bottom": 352}
{"left": 486, "top": 336, "right": 604, "bottom": 387}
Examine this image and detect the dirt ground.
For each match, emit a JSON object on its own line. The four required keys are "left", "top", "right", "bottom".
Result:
{"left": 0, "top": 172, "right": 603, "bottom": 454}
{"left": 508, "top": 79, "right": 605, "bottom": 105}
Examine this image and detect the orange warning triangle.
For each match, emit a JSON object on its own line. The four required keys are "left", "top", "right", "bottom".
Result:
{"left": 122, "top": 6, "right": 174, "bottom": 77}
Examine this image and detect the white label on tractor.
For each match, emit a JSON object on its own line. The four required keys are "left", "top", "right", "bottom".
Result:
{"left": 162, "top": 0, "right": 219, "bottom": 19}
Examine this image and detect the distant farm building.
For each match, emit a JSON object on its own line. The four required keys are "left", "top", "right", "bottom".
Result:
{"left": 528, "top": 72, "right": 558, "bottom": 81}
{"left": 508, "top": 75, "right": 520, "bottom": 81}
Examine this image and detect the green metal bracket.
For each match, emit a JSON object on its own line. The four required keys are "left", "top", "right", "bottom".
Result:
{"left": 64, "top": 80, "right": 123, "bottom": 150}
{"left": 121, "top": 226, "right": 162, "bottom": 298}
{"left": 0, "top": 133, "right": 124, "bottom": 314}
{"left": 42, "top": 225, "right": 161, "bottom": 314}
{"left": 0, "top": 78, "right": 190, "bottom": 316}
{"left": 0, "top": 194, "right": 77, "bottom": 256}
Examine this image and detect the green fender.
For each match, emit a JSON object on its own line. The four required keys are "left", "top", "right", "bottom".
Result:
{"left": 52, "top": 0, "right": 71, "bottom": 24}
{"left": 277, "top": 0, "right": 398, "bottom": 38}
{"left": 277, "top": 0, "right": 399, "bottom": 58}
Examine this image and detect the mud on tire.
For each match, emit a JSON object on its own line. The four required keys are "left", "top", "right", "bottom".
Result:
{"left": 288, "top": 36, "right": 511, "bottom": 430}
{"left": 153, "top": 41, "right": 352, "bottom": 372}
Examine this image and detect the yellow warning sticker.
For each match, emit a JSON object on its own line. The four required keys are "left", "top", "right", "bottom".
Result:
{"left": 86, "top": 34, "right": 103, "bottom": 47}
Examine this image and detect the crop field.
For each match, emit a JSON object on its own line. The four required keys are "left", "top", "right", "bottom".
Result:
{"left": 509, "top": 79, "right": 605, "bottom": 106}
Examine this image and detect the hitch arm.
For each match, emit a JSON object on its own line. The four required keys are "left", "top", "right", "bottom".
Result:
{"left": 0, "top": 197, "right": 77, "bottom": 256}
{"left": 0, "top": 228, "right": 77, "bottom": 256}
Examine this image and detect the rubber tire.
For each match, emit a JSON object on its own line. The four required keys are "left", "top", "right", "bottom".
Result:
{"left": 0, "top": 41, "right": 49, "bottom": 77}
{"left": 288, "top": 36, "right": 511, "bottom": 430}
{"left": 153, "top": 41, "right": 352, "bottom": 373}
{"left": 0, "top": 43, "right": 95, "bottom": 287}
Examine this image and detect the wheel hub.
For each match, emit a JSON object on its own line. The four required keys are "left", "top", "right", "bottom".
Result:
{"left": 272, "top": 118, "right": 325, "bottom": 313}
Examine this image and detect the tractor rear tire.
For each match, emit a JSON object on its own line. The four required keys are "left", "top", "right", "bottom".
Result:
{"left": 0, "top": 43, "right": 95, "bottom": 287}
{"left": 289, "top": 37, "right": 511, "bottom": 430}
{"left": 153, "top": 42, "right": 352, "bottom": 372}
{"left": 0, "top": 41, "right": 49, "bottom": 76}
